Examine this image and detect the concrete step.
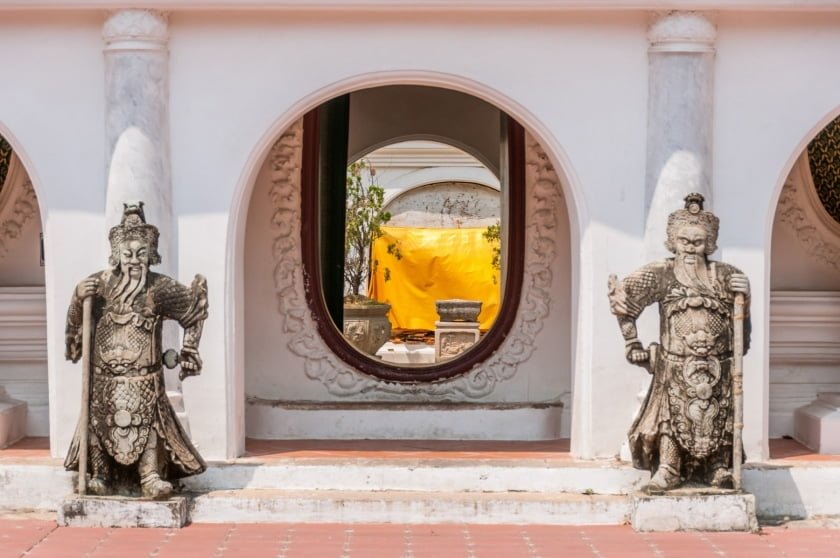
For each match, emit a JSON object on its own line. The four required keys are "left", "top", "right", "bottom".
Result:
{"left": 184, "top": 459, "right": 648, "bottom": 495}
{"left": 2, "top": 456, "right": 840, "bottom": 524}
{"left": 189, "top": 489, "right": 631, "bottom": 525}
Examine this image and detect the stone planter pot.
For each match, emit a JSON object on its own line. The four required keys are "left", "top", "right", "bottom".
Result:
{"left": 435, "top": 299, "right": 483, "bottom": 322}
{"left": 343, "top": 302, "right": 392, "bottom": 356}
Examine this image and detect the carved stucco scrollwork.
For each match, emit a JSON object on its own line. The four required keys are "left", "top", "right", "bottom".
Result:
{"left": 776, "top": 152, "right": 840, "bottom": 271}
{"left": 0, "top": 155, "right": 38, "bottom": 261}
{"left": 268, "top": 121, "right": 563, "bottom": 399}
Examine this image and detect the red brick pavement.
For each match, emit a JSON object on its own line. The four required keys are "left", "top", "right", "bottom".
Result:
{"left": 1, "top": 521, "right": 839, "bottom": 558}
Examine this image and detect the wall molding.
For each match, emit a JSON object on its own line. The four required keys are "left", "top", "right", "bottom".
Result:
{"left": 267, "top": 121, "right": 564, "bottom": 400}
{"left": 0, "top": 287, "right": 47, "bottom": 363}
{"left": 2, "top": 1, "right": 839, "bottom": 12}
{"left": 0, "top": 156, "right": 38, "bottom": 261}
{"left": 776, "top": 152, "right": 840, "bottom": 272}
{"left": 769, "top": 290, "right": 840, "bottom": 365}
{"left": 768, "top": 289, "right": 840, "bottom": 437}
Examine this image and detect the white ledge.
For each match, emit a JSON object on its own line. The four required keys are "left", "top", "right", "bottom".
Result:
{"left": 2, "top": 1, "right": 840, "bottom": 11}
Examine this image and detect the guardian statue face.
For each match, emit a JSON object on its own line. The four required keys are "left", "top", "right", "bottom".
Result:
{"left": 119, "top": 239, "right": 151, "bottom": 277}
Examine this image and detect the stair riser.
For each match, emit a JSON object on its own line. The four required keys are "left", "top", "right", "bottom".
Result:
{"left": 184, "top": 464, "right": 648, "bottom": 495}
{"left": 189, "top": 496, "right": 631, "bottom": 525}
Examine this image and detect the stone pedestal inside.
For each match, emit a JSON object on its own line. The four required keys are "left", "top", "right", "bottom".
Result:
{"left": 434, "top": 299, "right": 482, "bottom": 362}
{"left": 0, "top": 387, "right": 27, "bottom": 449}
{"left": 58, "top": 495, "right": 189, "bottom": 528}
{"left": 632, "top": 488, "right": 758, "bottom": 532}
{"left": 434, "top": 322, "right": 480, "bottom": 362}
{"left": 794, "top": 392, "right": 840, "bottom": 454}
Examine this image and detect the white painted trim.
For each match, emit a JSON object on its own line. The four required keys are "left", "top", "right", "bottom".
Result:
{"left": 770, "top": 291, "right": 840, "bottom": 365}
{"left": 352, "top": 134, "right": 499, "bottom": 176}
{"left": 363, "top": 141, "right": 488, "bottom": 170}
{"left": 3, "top": 1, "right": 840, "bottom": 11}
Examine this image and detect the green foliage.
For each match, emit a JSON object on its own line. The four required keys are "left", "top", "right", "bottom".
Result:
{"left": 483, "top": 220, "right": 502, "bottom": 284}
{"left": 344, "top": 159, "right": 392, "bottom": 297}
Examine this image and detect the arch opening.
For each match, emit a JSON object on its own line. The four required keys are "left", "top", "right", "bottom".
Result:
{"left": 0, "top": 132, "right": 48, "bottom": 449}
{"left": 231, "top": 73, "right": 578, "bottom": 442}
{"left": 768, "top": 109, "right": 840, "bottom": 454}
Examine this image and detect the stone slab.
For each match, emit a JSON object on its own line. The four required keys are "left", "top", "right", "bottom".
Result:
{"left": 57, "top": 495, "right": 189, "bottom": 528}
{"left": 631, "top": 489, "right": 758, "bottom": 532}
{"left": 245, "top": 400, "right": 564, "bottom": 440}
{"left": 191, "top": 489, "right": 631, "bottom": 525}
{"left": 794, "top": 392, "right": 840, "bottom": 454}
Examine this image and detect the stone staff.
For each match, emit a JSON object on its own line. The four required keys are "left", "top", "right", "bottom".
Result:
{"left": 732, "top": 292, "right": 746, "bottom": 491}
{"left": 77, "top": 296, "right": 93, "bottom": 495}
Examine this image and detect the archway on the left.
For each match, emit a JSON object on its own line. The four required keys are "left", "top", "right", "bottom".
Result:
{"left": 0, "top": 134, "right": 48, "bottom": 449}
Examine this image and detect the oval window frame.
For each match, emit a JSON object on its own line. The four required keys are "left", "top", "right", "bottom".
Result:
{"left": 299, "top": 106, "right": 526, "bottom": 383}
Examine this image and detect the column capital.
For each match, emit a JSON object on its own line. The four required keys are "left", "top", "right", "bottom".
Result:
{"left": 648, "top": 11, "right": 716, "bottom": 53}
{"left": 103, "top": 9, "right": 168, "bottom": 52}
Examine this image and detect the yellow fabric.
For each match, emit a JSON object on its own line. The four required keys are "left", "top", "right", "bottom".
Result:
{"left": 368, "top": 226, "right": 500, "bottom": 331}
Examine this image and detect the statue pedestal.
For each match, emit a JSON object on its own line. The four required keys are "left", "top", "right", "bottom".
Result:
{"left": 794, "top": 392, "right": 840, "bottom": 454}
{"left": 58, "top": 495, "right": 189, "bottom": 528}
{"left": 434, "top": 321, "right": 480, "bottom": 362}
{"left": 631, "top": 488, "right": 758, "bottom": 532}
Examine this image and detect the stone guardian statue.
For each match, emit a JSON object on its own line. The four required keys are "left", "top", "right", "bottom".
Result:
{"left": 64, "top": 202, "right": 208, "bottom": 498}
{"left": 608, "top": 193, "right": 750, "bottom": 493}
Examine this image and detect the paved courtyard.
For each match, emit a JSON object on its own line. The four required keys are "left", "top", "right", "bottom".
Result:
{"left": 1, "top": 520, "right": 839, "bottom": 558}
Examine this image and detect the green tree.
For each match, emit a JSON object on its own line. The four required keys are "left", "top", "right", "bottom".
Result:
{"left": 483, "top": 220, "right": 502, "bottom": 284}
{"left": 344, "top": 159, "right": 392, "bottom": 298}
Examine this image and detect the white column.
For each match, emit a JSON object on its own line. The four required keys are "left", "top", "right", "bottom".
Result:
{"left": 103, "top": 9, "right": 172, "bottom": 270}
{"left": 102, "top": 10, "right": 189, "bottom": 429}
{"left": 644, "top": 12, "right": 716, "bottom": 259}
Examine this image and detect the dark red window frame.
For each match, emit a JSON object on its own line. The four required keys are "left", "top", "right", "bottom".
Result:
{"left": 300, "top": 107, "right": 526, "bottom": 383}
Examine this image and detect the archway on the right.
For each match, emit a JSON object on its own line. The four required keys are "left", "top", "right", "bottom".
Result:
{"left": 769, "top": 113, "right": 840, "bottom": 455}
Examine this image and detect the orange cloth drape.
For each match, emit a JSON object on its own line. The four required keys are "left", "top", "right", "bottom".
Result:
{"left": 368, "top": 226, "right": 500, "bottom": 330}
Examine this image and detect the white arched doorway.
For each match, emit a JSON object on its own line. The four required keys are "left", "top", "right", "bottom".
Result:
{"left": 226, "top": 73, "right": 583, "bottom": 450}
{"left": 768, "top": 109, "right": 840, "bottom": 454}
{"left": 0, "top": 133, "right": 48, "bottom": 448}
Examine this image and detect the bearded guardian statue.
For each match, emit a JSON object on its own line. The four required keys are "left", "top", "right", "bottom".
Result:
{"left": 608, "top": 193, "right": 750, "bottom": 493}
{"left": 64, "top": 202, "right": 208, "bottom": 499}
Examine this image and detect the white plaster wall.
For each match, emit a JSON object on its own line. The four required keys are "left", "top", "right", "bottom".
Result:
{"left": 166, "top": 10, "right": 647, "bottom": 454}
{"left": 0, "top": 11, "right": 106, "bottom": 456}
{"left": 713, "top": 11, "right": 840, "bottom": 460}
{"left": 9, "top": 7, "right": 839, "bottom": 459}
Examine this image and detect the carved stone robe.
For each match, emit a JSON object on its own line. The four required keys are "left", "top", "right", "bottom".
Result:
{"left": 617, "top": 258, "right": 750, "bottom": 475}
{"left": 64, "top": 270, "right": 207, "bottom": 480}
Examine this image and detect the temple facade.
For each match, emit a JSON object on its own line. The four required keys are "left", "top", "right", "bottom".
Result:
{"left": 1, "top": 0, "right": 840, "bottom": 523}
